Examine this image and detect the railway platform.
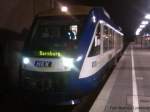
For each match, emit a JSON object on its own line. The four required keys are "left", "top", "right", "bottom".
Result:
{"left": 90, "top": 43, "right": 150, "bottom": 112}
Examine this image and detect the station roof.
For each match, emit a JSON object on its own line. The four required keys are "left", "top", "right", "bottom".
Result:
{"left": 37, "top": 5, "right": 93, "bottom": 17}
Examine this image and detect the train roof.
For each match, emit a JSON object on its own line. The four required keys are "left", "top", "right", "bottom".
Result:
{"left": 36, "top": 5, "right": 123, "bottom": 35}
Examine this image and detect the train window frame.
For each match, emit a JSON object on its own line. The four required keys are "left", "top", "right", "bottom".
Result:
{"left": 103, "top": 25, "right": 109, "bottom": 36}
{"left": 103, "top": 25, "right": 109, "bottom": 52}
{"left": 103, "top": 24, "right": 116, "bottom": 53}
{"left": 88, "top": 23, "right": 101, "bottom": 57}
{"left": 25, "top": 16, "right": 87, "bottom": 50}
{"left": 108, "top": 28, "right": 114, "bottom": 50}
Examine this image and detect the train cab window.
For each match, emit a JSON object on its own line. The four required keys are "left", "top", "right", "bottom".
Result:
{"left": 88, "top": 24, "right": 101, "bottom": 57}
{"left": 27, "top": 16, "right": 87, "bottom": 52}
{"left": 30, "top": 24, "right": 79, "bottom": 53}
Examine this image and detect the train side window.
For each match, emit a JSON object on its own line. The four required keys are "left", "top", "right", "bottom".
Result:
{"left": 103, "top": 25, "right": 109, "bottom": 36}
{"left": 108, "top": 29, "right": 114, "bottom": 49}
{"left": 119, "top": 34, "right": 122, "bottom": 48}
{"left": 103, "top": 25, "right": 109, "bottom": 52}
{"left": 88, "top": 24, "right": 101, "bottom": 57}
{"left": 95, "top": 24, "right": 101, "bottom": 46}
{"left": 103, "top": 26, "right": 115, "bottom": 52}
{"left": 111, "top": 30, "right": 115, "bottom": 48}
{"left": 116, "top": 33, "right": 121, "bottom": 50}
{"left": 96, "top": 24, "right": 101, "bottom": 39}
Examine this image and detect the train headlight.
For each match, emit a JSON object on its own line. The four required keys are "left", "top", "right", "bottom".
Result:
{"left": 23, "top": 57, "right": 30, "bottom": 64}
{"left": 76, "top": 56, "right": 83, "bottom": 62}
{"left": 62, "top": 57, "right": 74, "bottom": 69}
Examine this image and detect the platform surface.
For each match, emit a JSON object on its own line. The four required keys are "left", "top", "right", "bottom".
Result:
{"left": 90, "top": 43, "right": 150, "bottom": 112}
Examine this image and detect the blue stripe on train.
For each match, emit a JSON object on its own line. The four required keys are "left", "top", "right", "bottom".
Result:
{"left": 68, "top": 57, "right": 115, "bottom": 96}
{"left": 75, "top": 7, "right": 120, "bottom": 73}
{"left": 66, "top": 8, "right": 105, "bottom": 95}
{"left": 68, "top": 8, "right": 121, "bottom": 96}
{"left": 75, "top": 10, "right": 97, "bottom": 71}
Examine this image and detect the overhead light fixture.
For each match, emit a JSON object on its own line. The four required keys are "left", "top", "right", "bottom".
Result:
{"left": 145, "top": 14, "right": 150, "bottom": 19}
{"left": 61, "top": 6, "right": 68, "bottom": 12}
{"left": 139, "top": 24, "right": 146, "bottom": 28}
{"left": 141, "top": 20, "right": 149, "bottom": 25}
{"left": 135, "top": 28, "right": 142, "bottom": 36}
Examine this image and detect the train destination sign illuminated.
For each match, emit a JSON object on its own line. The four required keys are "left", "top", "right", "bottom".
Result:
{"left": 39, "top": 50, "right": 62, "bottom": 57}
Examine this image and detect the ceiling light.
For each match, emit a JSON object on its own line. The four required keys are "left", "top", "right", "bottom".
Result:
{"left": 135, "top": 28, "right": 142, "bottom": 36}
{"left": 139, "top": 24, "right": 146, "bottom": 28}
{"left": 61, "top": 6, "right": 68, "bottom": 12}
{"left": 141, "top": 20, "right": 149, "bottom": 25}
{"left": 145, "top": 14, "right": 150, "bottom": 19}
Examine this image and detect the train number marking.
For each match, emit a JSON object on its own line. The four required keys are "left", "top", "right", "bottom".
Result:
{"left": 92, "top": 61, "right": 97, "bottom": 68}
{"left": 34, "top": 60, "right": 52, "bottom": 67}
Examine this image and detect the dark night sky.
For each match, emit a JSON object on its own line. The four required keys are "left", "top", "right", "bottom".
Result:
{"left": 61, "top": 0, "right": 150, "bottom": 36}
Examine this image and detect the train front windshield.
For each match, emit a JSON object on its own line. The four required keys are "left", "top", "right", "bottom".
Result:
{"left": 27, "top": 16, "right": 86, "bottom": 55}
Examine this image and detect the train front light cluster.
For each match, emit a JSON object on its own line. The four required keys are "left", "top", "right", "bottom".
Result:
{"left": 23, "top": 57, "right": 30, "bottom": 65}
{"left": 62, "top": 56, "right": 83, "bottom": 70}
{"left": 62, "top": 57, "right": 74, "bottom": 69}
{"left": 76, "top": 56, "right": 83, "bottom": 62}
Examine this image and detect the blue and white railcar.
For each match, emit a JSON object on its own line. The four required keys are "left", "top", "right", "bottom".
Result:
{"left": 20, "top": 5, "right": 124, "bottom": 103}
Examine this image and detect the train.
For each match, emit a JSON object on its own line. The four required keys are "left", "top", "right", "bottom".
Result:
{"left": 19, "top": 5, "right": 124, "bottom": 104}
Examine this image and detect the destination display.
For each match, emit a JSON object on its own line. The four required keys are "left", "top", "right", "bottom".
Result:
{"left": 39, "top": 50, "right": 62, "bottom": 57}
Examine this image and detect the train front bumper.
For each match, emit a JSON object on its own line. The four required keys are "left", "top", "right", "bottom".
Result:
{"left": 20, "top": 69, "right": 98, "bottom": 98}
{"left": 21, "top": 70, "right": 81, "bottom": 97}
